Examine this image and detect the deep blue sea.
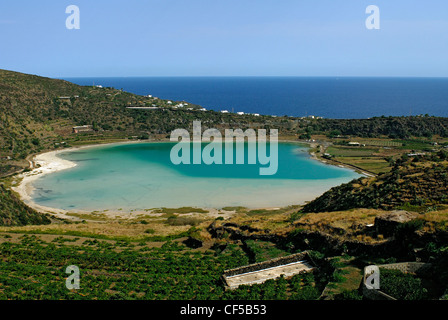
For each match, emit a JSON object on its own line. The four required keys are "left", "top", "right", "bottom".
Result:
{"left": 63, "top": 77, "right": 448, "bottom": 119}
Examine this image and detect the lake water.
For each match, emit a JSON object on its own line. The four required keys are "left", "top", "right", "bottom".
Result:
{"left": 31, "top": 142, "right": 361, "bottom": 211}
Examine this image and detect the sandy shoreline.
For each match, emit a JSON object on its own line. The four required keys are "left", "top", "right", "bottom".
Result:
{"left": 11, "top": 140, "right": 235, "bottom": 220}
{"left": 11, "top": 139, "right": 365, "bottom": 220}
{"left": 11, "top": 141, "right": 149, "bottom": 219}
{"left": 11, "top": 149, "right": 79, "bottom": 218}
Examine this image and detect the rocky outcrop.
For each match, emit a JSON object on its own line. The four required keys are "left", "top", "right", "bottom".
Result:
{"left": 207, "top": 221, "right": 277, "bottom": 242}
{"left": 208, "top": 220, "right": 395, "bottom": 256}
{"left": 374, "top": 210, "right": 420, "bottom": 237}
{"left": 183, "top": 236, "right": 203, "bottom": 249}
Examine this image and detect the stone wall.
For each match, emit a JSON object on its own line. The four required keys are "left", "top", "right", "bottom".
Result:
{"left": 377, "top": 262, "right": 431, "bottom": 274}
{"left": 223, "top": 251, "right": 310, "bottom": 278}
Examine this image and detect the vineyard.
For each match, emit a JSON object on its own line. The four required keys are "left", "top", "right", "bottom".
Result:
{"left": 0, "top": 234, "right": 325, "bottom": 300}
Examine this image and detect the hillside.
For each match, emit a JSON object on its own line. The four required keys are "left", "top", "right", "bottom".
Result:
{"left": 301, "top": 152, "right": 448, "bottom": 213}
{"left": 0, "top": 184, "right": 51, "bottom": 226}
{"left": 0, "top": 69, "right": 172, "bottom": 161}
{"left": 311, "top": 116, "right": 448, "bottom": 139}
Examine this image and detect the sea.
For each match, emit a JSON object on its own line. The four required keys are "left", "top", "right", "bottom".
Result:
{"left": 64, "top": 77, "right": 448, "bottom": 119}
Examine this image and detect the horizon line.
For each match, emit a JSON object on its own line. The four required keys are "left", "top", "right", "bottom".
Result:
{"left": 59, "top": 75, "right": 448, "bottom": 79}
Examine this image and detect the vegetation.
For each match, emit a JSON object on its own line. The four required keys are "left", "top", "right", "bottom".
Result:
{"left": 313, "top": 116, "right": 448, "bottom": 139}
{"left": 152, "top": 207, "right": 209, "bottom": 215}
{"left": 379, "top": 269, "right": 428, "bottom": 300}
{"left": 301, "top": 153, "right": 448, "bottom": 213}
{"left": 0, "top": 234, "right": 321, "bottom": 300}
{"left": 0, "top": 184, "right": 51, "bottom": 226}
{"left": 243, "top": 240, "right": 290, "bottom": 263}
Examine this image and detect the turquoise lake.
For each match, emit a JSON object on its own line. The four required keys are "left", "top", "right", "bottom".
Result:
{"left": 31, "top": 142, "right": 361, "bottom": 211}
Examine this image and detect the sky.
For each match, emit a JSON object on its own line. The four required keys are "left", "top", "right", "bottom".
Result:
{"left": 0, "top": 0, "right": 447, "bottom": 77}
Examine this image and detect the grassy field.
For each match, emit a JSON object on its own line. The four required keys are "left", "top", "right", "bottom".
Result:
{"left": 395, "top": 139, "right": 435, "bottom": 151}
{"left": 333, "top": 157, "right": 391, "bottom": 174}
{"left": 293, "top": 208, "right": 385, "bottom": 242}
{"left": 324, "top": 145, "right": 391, "bottom": 174}
{"left": 320, "top": 257, "right": 363, "bottom": 300}
{"left": 326, "top": 146, "right": 380, "bottom": 157}
{"left": 359, "top": 140, "right": 403, "bottom": 147}
{"left": 321, "top": 137, "right": 441, "bottom": 174}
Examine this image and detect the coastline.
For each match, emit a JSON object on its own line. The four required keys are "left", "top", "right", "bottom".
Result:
{"left": 11, "top": 138, "right": 365, "bottom": 219}
{"left": 306, "top": 141, "right": 375, "bottom": 178}
{"left": 12, "top": 149, "right": 78, "bottom": 219}
{"left": 12, "top": 140, "right": 150, "bottom": 219}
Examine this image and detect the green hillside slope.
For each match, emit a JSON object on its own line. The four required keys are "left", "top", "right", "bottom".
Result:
{"left": 301, "top": 152, "right": 448, "bottom": 213}
{"left": 0, "top": 184, "right": 51, "bottom": 226}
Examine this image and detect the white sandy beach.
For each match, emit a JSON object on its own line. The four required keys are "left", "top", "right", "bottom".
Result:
{"left": 13, "top": 140, "right": 149, "bottom": 199}
{"left": 10, "top": 141, "right": 194, "bottom": 219}
{"left": 12, "top": 149, "right": 78, "bottom": 216}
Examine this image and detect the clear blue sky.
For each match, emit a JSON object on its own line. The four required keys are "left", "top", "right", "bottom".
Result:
{"left": 0, "top": 0, "right": 447, "bottom": 77}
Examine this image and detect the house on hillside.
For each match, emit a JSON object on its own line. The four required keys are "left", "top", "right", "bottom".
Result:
{"left": 73, "top": 125, "right": 93, "bottom": 134}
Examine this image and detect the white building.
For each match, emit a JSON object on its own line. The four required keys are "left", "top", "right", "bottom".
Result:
{"left": 221, "top": 110, "right": 229, "bottom": 113}
{"left": 407, "top": 153, "right": 426, "bottom": 157}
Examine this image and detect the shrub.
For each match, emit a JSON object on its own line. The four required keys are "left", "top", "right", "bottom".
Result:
{"left": 379, "top": 269, "right": 427, "bottom": 300}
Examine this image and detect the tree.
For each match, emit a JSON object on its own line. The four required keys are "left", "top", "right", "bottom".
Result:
{"left": 327, "top": 129, "right": 341, "bottom": 138}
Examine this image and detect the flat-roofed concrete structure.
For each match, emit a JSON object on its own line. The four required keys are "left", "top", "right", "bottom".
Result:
{"left": 222, "top": 251, "right": 315, "bottom": 289}
{"left": 72, "top": 125, "right": 93, "bottom": 134}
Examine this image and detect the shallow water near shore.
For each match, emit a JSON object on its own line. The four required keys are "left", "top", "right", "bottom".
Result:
{"left": 30, "top": 142, "right": 361, "bottom": 211}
